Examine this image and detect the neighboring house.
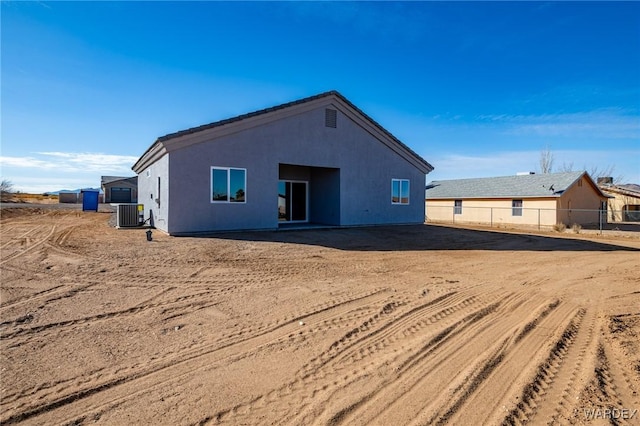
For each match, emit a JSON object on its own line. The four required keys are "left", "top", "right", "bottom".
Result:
{"left": 101, "top": 176, "right": 138, "bottom": 203}
{"left": 58, "top": 191, "right": 78, "bottom": 204}
{"left": 131, "top": 90, "right": 433, "bottom": 235}
{"left": 58, "top": 189, "right": 104, "bottom": 204}
{"left": 598, "top": 180, "right": 640, "bottom": 222}
{"left": 425, "top": 171, "right": 609, "bottom": 228}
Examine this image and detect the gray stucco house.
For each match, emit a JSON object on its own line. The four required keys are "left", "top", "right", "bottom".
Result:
{"left": 132, "top": 91, "right": 433, "bottom": 235}
{"left": 101, "top": 176, "right": 138, "bottom": 203}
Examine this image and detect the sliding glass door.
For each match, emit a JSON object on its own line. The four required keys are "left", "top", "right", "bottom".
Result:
{"left": 278, "top": 181, "right": 308, "bottom": 223}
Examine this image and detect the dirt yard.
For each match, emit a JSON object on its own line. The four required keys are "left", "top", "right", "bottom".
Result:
{"left": 1, "top": 206, "right": 639, "bottom": 425}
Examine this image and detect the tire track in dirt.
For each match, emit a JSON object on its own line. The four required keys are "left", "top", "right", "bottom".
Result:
{"left": 536, "top": 308, "right": 600, "bottom": 425}
{"left": 278, "top": 292, "right": 476, "bottom": 423}
{"left": 99, "top": 269, "right": 301, "bottom": 297}
{"left": 414, "top": 298, "right": 567, "bottom": 426}
{"left": 51, "top": 224, "right": 79, "bottom": 247}
{"left": 569, "top": 314, "right": 640, "bottom": 426}
{"left": 0, "top": 224, "right": 47, "bottom": 250}
{"left": 4, "top": 209, "right": 639, "bottom": 425}
{"left": 45, "top": 289, "right": 390, "bottom": 425}
{"left": 1, "top": 287, "right": 227, "bottom": 347}
{"left": 211, "top": 288, "right": 517, "bottom": 426}
{"left": 319, "top": 293, "right": 521, "bottom": 426}
{"left": 43, "top": 241, "right": 102, "bottom": 262}
{"left": 1, "top": 215, "right": 94, "bottom": 273}
{"left": 0, "top": 289, "right": 390, "bottom": 425}
{"left": 604, "top": 314, "right": 640, "bottom": 414}
{"left": 205, "top": 294, "right": 416, "bottom": 425}
{"left": 317, "top": 291, "right": 529, "bottom": 426}
{"left": 431, "top": 341, "right": 509, "bottom": 426}
{"left": 305, "top": 291, "right": 461, "bottom": 372}
{"left": 565, "top": 340, "right": 638, "bottom": 426}
{"left": 433, "top": 299, "right": 571, "bottom": 425}
{"left": 29, "top": 288, "right": 405, "bottom": 426}
{"left": 0, "top": 284, "right": 67, "bottom": 309}
{"left": 0, "top": 225, "right": 57, "bottom": 265}
{"left": 597, "top": 343, "right": 640, "bottom": 425}
{"left": 592, "top": 343, "right": 626, "bottom": 424}
{"left": 501, "top": 308, "right": 587, "bottom": 425}
{"left": 0, "top": 260, "right": 310, "bottom": 338}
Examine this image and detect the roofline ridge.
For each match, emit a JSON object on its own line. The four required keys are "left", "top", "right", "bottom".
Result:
{"left": 133, "top": 90, "right": 433, "bottom": 173}
{"left": 156, "top": 90, "right": 343, "bottom": 143}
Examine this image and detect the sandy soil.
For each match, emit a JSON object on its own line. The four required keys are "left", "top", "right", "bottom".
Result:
{"left": 1, "top": 206, "right": 639, "bottom": 425}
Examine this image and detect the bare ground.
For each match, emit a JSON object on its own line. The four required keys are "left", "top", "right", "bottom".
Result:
{"left": 1, "top": 206, "right": 639, "bottom": 425}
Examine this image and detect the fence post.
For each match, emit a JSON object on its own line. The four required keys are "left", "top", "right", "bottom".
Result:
{"left": 538, "top": 209, "right": 540, "bottom": 230}
{"left": 490, "top": 208, "right": 493, "bottom": 227}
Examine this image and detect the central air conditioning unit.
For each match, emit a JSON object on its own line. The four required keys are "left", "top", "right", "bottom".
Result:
{"left": 116, "top": 204, "right": 143, "bottom": 228}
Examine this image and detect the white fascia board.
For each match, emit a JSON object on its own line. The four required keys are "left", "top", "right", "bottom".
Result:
{"left": 132, "top": 142, "right": 168, "bottom": 174}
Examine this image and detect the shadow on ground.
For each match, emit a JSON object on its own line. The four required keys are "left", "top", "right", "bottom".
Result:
{"left": 205, "top": 224, "right": 640, "bottom": 252}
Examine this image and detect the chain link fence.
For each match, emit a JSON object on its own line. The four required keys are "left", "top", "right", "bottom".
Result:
{"left": 425, "top": 205, "right": 640, "bottom": 233}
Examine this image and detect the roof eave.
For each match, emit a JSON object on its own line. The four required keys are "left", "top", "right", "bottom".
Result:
{"left": 425, "top": 195, "right": 563, "bottom": 200}
{"left": 134, "top": 91, "right": 433, "bottom": 175}
{"left": 132, "top": 141, "right": 167, "bottom": 174}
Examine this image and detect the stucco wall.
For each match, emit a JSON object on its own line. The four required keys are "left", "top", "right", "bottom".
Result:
{"left": 603, "top": 190, "right": 640, "bottom": 222}
{"left": 426, "top": 175, "right": 607, "bottom": 228}
{"left": 425, "top": 198, "right": 558, "bottom": 227}
{"left": 556, "top": 175, "right": 605, "bottom": 226}
{"left": 138, "top": 154, "right": 169, "bottom": 232}
{"left": 164, "top": 105, "right": 426, "bottom": 234}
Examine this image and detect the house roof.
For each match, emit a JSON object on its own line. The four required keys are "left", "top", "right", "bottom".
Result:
{"left": 599, "top": 183, "right": 640, "bottom": 198}
{"left": 101, "top": 176, "right": 138, "bottom": 186}
{"left": 132, "top": 90, "right": 433, "bottom": 174}
{"left": 425, "top": 171, "right": 607, "bottom": 199}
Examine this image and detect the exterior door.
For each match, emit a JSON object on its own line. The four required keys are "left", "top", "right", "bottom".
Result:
{"left": 278, "top": 181, "right": 308, "bottom": 223}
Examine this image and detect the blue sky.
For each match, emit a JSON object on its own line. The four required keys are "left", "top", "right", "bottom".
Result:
{"left": 2, "top": 1, "right": 639, "bottom": 193}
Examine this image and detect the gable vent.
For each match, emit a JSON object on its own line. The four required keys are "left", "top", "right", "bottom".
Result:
{"left": 325, "top": 108, "right": 337, "bottom": 128}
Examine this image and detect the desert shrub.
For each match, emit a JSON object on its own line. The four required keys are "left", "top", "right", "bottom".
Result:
{"left": 0, "top": 179, "right": 14, "bottom": 202}
{"left": 571, "top": 223, "right": 582, "bottom": 234}
{"left": 553, "top": 222, "right": 566, "bottom": 232}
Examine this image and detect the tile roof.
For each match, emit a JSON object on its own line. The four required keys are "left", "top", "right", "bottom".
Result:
{"left": 425, "top": 171, "right": 591, "bottom": 199}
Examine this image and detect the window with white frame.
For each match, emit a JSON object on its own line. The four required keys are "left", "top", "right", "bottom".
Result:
{"left": 512, "top": 199, "right": 523, "bottom": 216}
{"left": 211, "top": 167, "right": 246, "bottom": 203}
{"left": 454, "top": 199, "right": 462, "bottom": 215}
{"left": 391, "top": 179, "right": 410, "bottom": 204}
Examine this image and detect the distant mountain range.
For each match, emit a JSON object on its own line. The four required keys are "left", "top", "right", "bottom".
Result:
{"left": 619, "top": 184, "right": 640, "bottom": 192}
{"left": 44, "top": 188, "right": 102, "bottom": 195}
